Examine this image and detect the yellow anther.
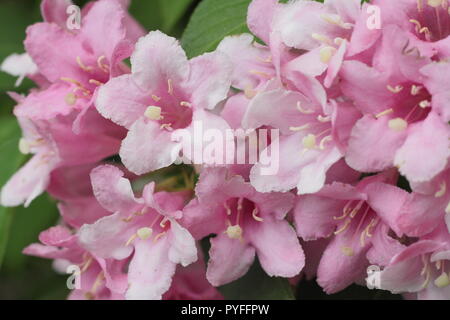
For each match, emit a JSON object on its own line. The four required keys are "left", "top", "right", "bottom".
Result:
{"left": 144, "top": 106, "right": 162, "bottom": 120}
{"left": 434, "top": 272, "right": 450, "bottom": 288}
{"left": 445, "top": 201, "right": 450, "bottom": 214}
{"left": 151, "top": 94, "right": 161, "bottom": 102}
{"left": 388, "top": 118, "right": 408, "bottom": 131}
{"left": 341, "top": 246, "right": 354, "bottom": 256}
{"left": 226, "top": 225, "right": 243, "bottom": 240}
{"left": 137, "top": 227, "right": 153, "bottom": 240}
{"left": 302, "top": 134, "right": 317, "bottom": 149}
{"left": 320, "top": 46, "right": 337, "bottom": 63}
{"left": 65, "top": 92, "right": 77, "bottom": 105}
{"left": 18, "top": 138, "right": 30, "bottom": 154}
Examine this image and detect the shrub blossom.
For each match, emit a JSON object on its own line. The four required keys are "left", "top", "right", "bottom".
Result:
{"left": 1, "top": 0, "right": 450, "bottom": 300}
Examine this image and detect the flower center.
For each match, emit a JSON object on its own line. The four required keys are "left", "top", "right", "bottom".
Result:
{"left": 410, "top": 0, "right": 450, "bottom": 42}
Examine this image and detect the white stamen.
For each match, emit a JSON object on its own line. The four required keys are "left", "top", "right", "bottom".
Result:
{"left": 312, "top": 33, "right": 333, "bottom": 45}
{"left": 419, "top": 100, "right": 431, "bottom": 108}
{"left": 375, "top": 108, "right": 394, "bottom": 118}
{"left": 411, "top": 85, "right": 422, "bottom": 95}
{"left": 387, "top": 85, "right": 403, "bottom": 93}
{"left": 290, "top": 124, "right": 310, "bottom": 131}
{"left": 296, "top": 101, "right": 315, "bottom": 114}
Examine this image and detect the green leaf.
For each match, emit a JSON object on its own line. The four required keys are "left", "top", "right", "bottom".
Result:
{"left": 181, "top": 0, "right": 251, "bottom": 58}
{"left": 159, "top": 0, "right": 196, "bottom": 34}
{"left": 219, "top": 260, "right": 295, "bottom": 300}
{"left": 0, "top": 116, "right": 25, "bottom": 269}
{"left": 0, "top": 207, "right": 13, "bottom": 271}
{"left": 129, "top": 0, "right": 196, "bottom": 36}
{"left": 2, "top": 194, "right": 59, "bottom": 272}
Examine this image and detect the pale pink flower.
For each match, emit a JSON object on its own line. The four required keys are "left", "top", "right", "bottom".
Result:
{"left": 96, "top": 31, "right": 233, "bottom": 174}
{"left": 340, "top": 26, "right": 450, "bottom": 183}
{"left": 380, "top": 223, "right": 450, "bottom": 300}
{"left": 78, "top": 165, "right": 197, "bottom": 300}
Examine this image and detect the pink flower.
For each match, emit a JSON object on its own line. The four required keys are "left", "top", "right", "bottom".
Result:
{"left": 78, "top": 165, "right": 197, "bottom": 300}
{"left": 241, "top": 80, "right": 359, "bottom": 194}
{"left": 340, "top": 26, "right": 450, "bottom": 183}
{"left": 96, "top": 30, "right": 233, "bottom": 174}
{"left": 47, "top": 163, "right": 120, "bottom": 228}
{"left": 163, "top": 250, "right": 223, "bottom": 300}
{"left": 24, "top": 225, "right": 128, "bottom": 300}
{"left": 23, "top": 0, "right": 145, "bottom": 133}
{"left": 379, "top": 223, "right": 450, "bottom": 300}
{"left": 0, "top": 0, "right": 142, "bottom": 207}
{"left": 293, "top": 171, "right": 408, "bottom": 293}
{"left": 368, "top": 0, "right": 450, "bottom": 58}
{"left": 395, "top": 167, "right": 450, "bottom": 238}
{"left": 182, "top": 167, "right": 304, "bottom": 286}
{"left": 0, "top": 98, "right": 123, "bottom": 207}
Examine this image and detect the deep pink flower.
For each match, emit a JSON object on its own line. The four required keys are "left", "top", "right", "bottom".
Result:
{"left": 293, "top": 171, "right": 408, "bottom": 293}
{"left": 182, "top": 167, "right": 304, "bottom": 286}
{"left": 24, "top": 225, "right": 128, "bottom": 300}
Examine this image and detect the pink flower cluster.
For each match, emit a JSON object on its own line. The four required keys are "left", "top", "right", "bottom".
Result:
{"left": 1, "top": 0, "right": 450, "bottom": 300}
